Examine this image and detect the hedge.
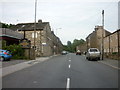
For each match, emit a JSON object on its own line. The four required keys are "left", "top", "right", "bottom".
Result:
{"left": 2, "top": 44, "right": 27, "bottom": 59}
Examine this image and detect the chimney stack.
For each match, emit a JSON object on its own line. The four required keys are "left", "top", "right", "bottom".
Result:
{"left": 38, "top": 19, "right": 42, "bottom": 23}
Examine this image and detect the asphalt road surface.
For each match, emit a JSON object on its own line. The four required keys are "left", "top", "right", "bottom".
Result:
{"left": 2, "top": 53, "right": 118, "bottom": 88}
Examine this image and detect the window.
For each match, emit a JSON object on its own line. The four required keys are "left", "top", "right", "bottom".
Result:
{"left": 32, "top": 33, "right": 37, "bottom": 38}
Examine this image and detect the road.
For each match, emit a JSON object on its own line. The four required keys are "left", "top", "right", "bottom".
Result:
{"left": 2, "top": 53, "right": 118, "bottom": 88}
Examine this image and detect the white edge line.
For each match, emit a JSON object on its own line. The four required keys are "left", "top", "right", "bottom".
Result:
{"left": 66, "top": 78, "right": 70, "bottom": 89}
{"left": 69, "top": 65, "right": 71, "bottom": 68}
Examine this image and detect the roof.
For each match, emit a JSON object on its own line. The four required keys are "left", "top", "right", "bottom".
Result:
{"left": 0, "top": 28, "right": 24, "bottom": 39}
{"left": 10, "top": 21, "right": 49, "bottom": 31}
{"left": 105, "top": 29, "right": 120, "bottom": 37}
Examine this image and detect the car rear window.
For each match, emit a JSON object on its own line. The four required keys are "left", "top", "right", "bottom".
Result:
{"left": 90, "top": 49, "right": 98, "bottom": 52}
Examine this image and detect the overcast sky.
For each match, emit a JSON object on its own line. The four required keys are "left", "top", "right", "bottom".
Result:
{"left": 0, "top": 0, "right": 119, "bottom": 45}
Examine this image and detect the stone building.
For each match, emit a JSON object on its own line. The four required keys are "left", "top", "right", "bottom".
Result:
{"left": 86, "top": 26, "right": 111, "bottom": 51}
{"left": 76, "top": 42, "right": 87, "bottom": 54}
{"left": 51, "top": 31, "right": 63, "bottom": 55}
{"left": 10, "top": 20, "right": 63, "bottom": 57}
{"left": 104, "top": 29, "right": 120, "bottom": 60}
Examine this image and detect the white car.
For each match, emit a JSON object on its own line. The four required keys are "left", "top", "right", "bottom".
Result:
{"left": 86, "top": 48, "right": 101, "bottom": 60}
{"left": 61, "top": 51, "right": 68, "bottom": 55}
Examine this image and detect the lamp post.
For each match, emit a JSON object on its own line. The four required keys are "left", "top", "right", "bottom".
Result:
{"left": 101, "top": 10, "right": 104, "bottom": 60}
{"left": 34, "top": 0, "right": 37, "bottom": 59}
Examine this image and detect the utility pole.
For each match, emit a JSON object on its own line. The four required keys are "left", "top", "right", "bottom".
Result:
{"left": 101, "top": 10, "right": 104, "bottom": 60}
{"left": 34, "top": 0, "right": 37, "bottom": 59}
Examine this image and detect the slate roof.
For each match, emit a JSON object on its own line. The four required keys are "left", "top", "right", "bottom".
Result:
{"left": 10, "top": 22, "right": 49, "bottom": 31}
{"left": 0, "top": 28, "right": 24, "bottom": 39}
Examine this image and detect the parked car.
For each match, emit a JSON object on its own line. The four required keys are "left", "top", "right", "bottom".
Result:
{"left": 0, "top": 49, "right": 12, "bottom": 61}
{"left": 61, "top": 51, "right": 68, "bottom": 55}
{"left": 86, "top": 48, "right": 100, "bottom": 60}
{"left": 76, "top": 50, "right": 81, "bottom": 55}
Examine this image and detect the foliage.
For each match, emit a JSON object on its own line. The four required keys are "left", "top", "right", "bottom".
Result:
{"left": 0, "top": 22, "right": 13, "bottom": 28}
{"left": 67, "top": 41, "right": 72, "bottom": 46}
{"left": 112, "top": 52, "right": 118, "bottom": 55}
{"left": 2, "top": 44, "right": 27, "bottom": 59}
{"left": 63, "top": 39, "right": 86, "bottom": 53}
{"left": 2, "top": 40, "right": 6, "bottom": 47}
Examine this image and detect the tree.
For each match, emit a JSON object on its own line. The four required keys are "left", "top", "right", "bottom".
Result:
{"left": 0, "top": 22, "right": 13, "bottom": 28}
{"left": 63, "top": 39, "right": 86, "bottom": 53}
{"left": 67, "top": 41, "right": 72, "bottom": 46}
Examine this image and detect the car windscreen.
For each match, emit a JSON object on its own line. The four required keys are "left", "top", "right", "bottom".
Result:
{"left": 90, "top": 49, "right": 98, "bottom": 52}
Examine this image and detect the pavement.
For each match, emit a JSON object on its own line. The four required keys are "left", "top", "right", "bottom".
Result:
{"left": 0, "top": 55, "right": 119, "bottom": 77}
{"left": 98, "top": 58, "right": 120, "bottom": 70}
{"left": 0, "top": 55, "right": 57, "bottom": 77}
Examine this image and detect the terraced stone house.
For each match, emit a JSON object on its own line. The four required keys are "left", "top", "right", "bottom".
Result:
{"left": 10, "top": 20, "right": 63, "bottom": 57}
{"left": 86, "top": 26, "right": 111, "bottom": 51}
{"left": 104, "top": 29, "right": 120, "bottom": 59}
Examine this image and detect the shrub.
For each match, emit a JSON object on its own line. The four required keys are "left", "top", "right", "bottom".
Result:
{"left": 112, "top": 52, "right": 118, "bottom": 55}
{"left": 2, "top": 44, "right": 27, "bottom": 59}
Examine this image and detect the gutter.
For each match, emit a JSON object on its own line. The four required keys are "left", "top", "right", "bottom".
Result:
{"left": 0, "top": 34, "right": 23, "bottom": 40}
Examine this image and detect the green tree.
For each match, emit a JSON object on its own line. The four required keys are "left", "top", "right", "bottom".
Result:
{"left": 63, "top": 39, "right": 85, "bottom": 53}
{"left": 0, "top": 22, "right": 13, "bottom": 28}
{"left": 67, "top": 41, "right": 72, "bottom": 46}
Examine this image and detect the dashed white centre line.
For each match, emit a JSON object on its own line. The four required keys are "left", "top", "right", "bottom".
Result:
{"left": 66, "top": 78, "right": 70, "bottom": 90}
{"left": 69, "top": 60, "right": 71, "bottom": 62}
{"left": 69, "top": 65, "right": 71, "bottom": 68}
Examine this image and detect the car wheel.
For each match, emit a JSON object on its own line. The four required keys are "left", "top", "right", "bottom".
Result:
{"left": 7, "top": 58, "right": 11, "bottom": 61}
{"left": 98, "top": 57, "right": 100, "bottom": 60}
{"left": 87, "top": 57, "right": 89, "bottom": 60}
{"left": 0, "top": 57, "right": 5, "bottom": 61}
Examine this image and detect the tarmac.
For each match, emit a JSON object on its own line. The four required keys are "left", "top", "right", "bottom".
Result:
{"left": 0, "top": 55, "right": 55, "bottom": 77}
{"left": 0, "top": 55, "right": 119, "bottom": 77}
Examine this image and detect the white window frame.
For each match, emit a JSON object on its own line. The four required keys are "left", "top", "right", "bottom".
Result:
{"left": 32, "top": 33, "right": 37, "bottom": 38}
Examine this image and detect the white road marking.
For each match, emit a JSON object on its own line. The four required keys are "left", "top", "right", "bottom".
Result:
{"left": 66, "top": 78, "right": 70, "bottom": 89}
{"left": 33, "top": 81, "right": 37, "bottom": 83}
{"left": 69, "top": 65, "right": 71, "bottom": 68}
{"left": 69, "top": 60, "right": 71, "bottom": 62}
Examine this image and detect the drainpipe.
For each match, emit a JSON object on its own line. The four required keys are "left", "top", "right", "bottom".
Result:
{"left": 109, "top": 35, "right": 110, "bottom": 58}
{"left": 24, "top": 30, "right": 25, "bottom": 39}
{"left": 118, "top": 30, "right": 120, "bottom": 60}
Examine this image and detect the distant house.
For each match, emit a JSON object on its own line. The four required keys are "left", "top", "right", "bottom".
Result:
{"left": 10, "top": 20, "right": 63, "bottom": 57}
{"left": 86, "top": 26, "right": 111, "bottom": 51}
{"left": 76, "top": 42, "right": 87, "bottom": 54}
{"left": 0, "top": 28, "right": 24, "bottom": 48}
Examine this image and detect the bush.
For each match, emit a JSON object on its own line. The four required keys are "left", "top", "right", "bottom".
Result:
{"left": 2, "top": 44, "right": 27, "bottom": 59}
{"left": 112, "top": 52, "right": 118, "bottom": 55}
